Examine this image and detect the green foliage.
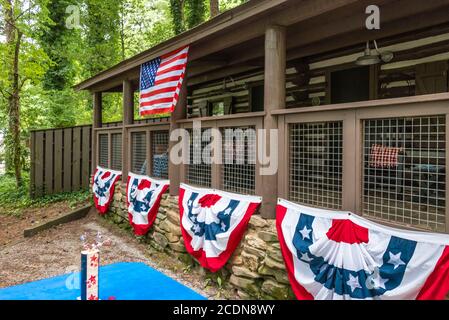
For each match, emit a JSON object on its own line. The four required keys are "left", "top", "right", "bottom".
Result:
{"left": 185, "top": 0, "right": 206, "bottom": 29}
{"left": 0, "top": 0, "right": 248, "bottom": 190}
{"left": 82, "top": 0, "right": 122, "bottom": 77}
{"left": 40, "top": 0, "right": 77, "bottom": 90}
{"left": 0, "top": 172, "right": 90, "bottom": 216}
{"left": 169, "top": 0, "right": 186, "bottom": 35}
{"left": 220, "top": 0, "right": 247, "bottom": 12}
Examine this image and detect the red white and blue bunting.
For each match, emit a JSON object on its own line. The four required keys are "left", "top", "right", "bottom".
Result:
{"left": 179, "top": 184, "right": 262, "bottom": 272}
{"left": 126, "top": 172, "right": 170, "bottom": 236}
{"left": 276, "top": 199, "right": 449, "bottom": 300}
{"left": 92, "top": 166, "right": 122, "bottom": 215}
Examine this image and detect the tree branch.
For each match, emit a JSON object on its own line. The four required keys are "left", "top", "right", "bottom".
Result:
{"left": 0, "top": 87, "right": 12, "bottom": 99}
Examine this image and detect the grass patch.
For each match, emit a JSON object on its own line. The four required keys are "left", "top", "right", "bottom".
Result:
{"left": 0, "top": 172, "right": 91, "bottom": 216}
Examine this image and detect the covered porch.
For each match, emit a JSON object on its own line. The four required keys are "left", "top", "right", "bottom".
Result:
{"left": 76, "top": 0, "right": 449, "bottom": 233}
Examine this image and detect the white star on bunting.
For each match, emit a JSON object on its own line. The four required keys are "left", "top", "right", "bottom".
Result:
{"left": 346, "top": 274, "right": 362, "bottom": 293}
{"left": 300, "top": 252, "right": 313, "bottom": 262}
{"left": 299, "top": 226, "right": 312, "bottom": 240}
{"left": 388, "top": 252, "right": 406, "bottom": 270}
{"left": 372, "top": 274, "right": 388, "bottom": 290}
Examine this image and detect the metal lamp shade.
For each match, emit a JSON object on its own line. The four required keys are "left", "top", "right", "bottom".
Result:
{"left": 355, "top": 49, "right": 381, "bottom": 66}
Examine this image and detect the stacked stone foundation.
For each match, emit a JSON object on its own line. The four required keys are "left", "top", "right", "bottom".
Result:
{"left": 103, "top": 182, "right": 295, "bottom": 300}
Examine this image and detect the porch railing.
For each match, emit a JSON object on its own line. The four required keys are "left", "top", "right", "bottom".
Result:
{"left": 93, "top": 94, "right": 449, "bottom": 233}
{"left": 275, "top": 93, "right": 449, "bottom": 233}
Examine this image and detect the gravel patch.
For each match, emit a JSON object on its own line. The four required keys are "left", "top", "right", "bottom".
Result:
{"left": 0, "top": 207, "right": 237, "bottom": 299}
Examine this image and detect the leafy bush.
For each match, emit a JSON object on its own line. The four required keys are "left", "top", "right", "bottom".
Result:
{"left": 0, "top": 172, "right": 90, "bottom": 216}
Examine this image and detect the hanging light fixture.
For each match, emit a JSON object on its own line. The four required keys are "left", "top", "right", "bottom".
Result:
{"left": 375, "top": 40, "right": 394, "bottom": 63}
{"left": 355, "top": 41, "right": 381, "bottom": 66}
{"left": 355, "top": 40, "right": 394, "bottom": 66}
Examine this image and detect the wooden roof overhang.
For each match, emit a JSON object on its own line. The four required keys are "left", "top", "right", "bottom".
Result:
{"left": 75, "top": 0, "right": 449, "bottom": 93}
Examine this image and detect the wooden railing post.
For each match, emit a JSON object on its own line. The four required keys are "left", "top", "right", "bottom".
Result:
{"left": 122, "top": 80, "right": 134, "bottom": 182}
{"left": 261, "top": 25, "right": 286, "bottom": 219}
{"left": 168, "top": 77, "right": 188, "bottom": 196}
{"left": 92, "top": 92, "right": 102, "bottom": 173}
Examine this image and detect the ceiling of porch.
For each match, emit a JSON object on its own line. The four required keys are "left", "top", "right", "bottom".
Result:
{"left": 76, "top": 0, "right": 449, "bottom": 93}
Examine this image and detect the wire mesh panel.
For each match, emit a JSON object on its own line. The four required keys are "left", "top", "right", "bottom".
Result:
{"left": 221, "top": 127, "right": 256, "bottom": 195}
{"left": 151, "top": 131, "right": 169, "bottom": 179}
{"left": 289, "top": 121, "right": 343, "bottom": 209}
{"left": 132, "top": 132, "right": 147, "bottom": 175}
{"left": 110, "top": 133, "right": 122, "bottom": 171}
{"left": 186, "top": 129, "right": 212, "bottom": 187}
{"left": 98, "top": 134, "right": 109, "bottom": 168}
{"left": 363, "top": 116, "right": 446, "bottom": 232}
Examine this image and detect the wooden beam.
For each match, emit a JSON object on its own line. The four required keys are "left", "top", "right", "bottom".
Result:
{"left": 261, "top": 25, "right": 286, "bottom": 219}
{"left": 286, "top": 1, "right": 449, "bottom": 61}
{"left": 306, "top": 22, "right": 449, "bottom": 63}
{"left": 92, "top": 92, "right": 102, "bottom": 173}
{"left": 188, "top": 65, "right": 261, "bottom": 87}
{"left": 122, "top": 80, "right": 134, "bottom": 182}
{"left": 169, "top": 76, "right": 188, "bottom": 196}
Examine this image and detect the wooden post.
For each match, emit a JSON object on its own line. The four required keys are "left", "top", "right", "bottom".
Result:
{"left": 92, "top": 92, "right": 102, "bottom": 173}
{"left": 168, "top": 78, "right": 188, "bottom": 196}
{"left": 122, "top": 80, "right": 134, "bottom": 182}
{"left": 261, "top": 25, "right": 286, "bottom": 219}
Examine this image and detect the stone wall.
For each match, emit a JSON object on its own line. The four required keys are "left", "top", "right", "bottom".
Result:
{"left": 105, "top": 182, "right": 295, "bottom": 300}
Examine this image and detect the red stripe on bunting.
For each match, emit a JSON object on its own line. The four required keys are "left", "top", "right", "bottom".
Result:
{"left": 416, "top": 245, "right": 449, "bottom": 300}
{"left": 276, "top": 204, "right": 315, "bottom": 300}
{"left": 326, "top": 219, "right": 369, "bottom": 244}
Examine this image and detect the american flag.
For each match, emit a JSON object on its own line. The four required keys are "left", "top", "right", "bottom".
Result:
{"left": 139, "top": 46, "right": 189, "bottom": 116}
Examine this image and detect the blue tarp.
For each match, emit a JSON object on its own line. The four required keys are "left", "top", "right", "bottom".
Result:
{"left": 0, "top": 262, "right": 206, "bottom": 300}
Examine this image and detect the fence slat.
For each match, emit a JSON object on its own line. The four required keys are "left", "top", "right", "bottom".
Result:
{"left": 30, "top": 132, "right": 36, "bottom": 197}
{"left": 54, "top": 130, "right": 63, "bottom": 193}
{"left": 63, "top": 128, "right": 72, "bottom": 192}
{"left": 81, "top": 127, "right": 91, "bottom": 189}
{"left": 34, "top": 131, "right": 45, "bottom": 197}
{"left": 44, "top": 131, "right": 54, "bottom": 194}
{"left": 72, "top": 127, "right": 81, "bottom": 191}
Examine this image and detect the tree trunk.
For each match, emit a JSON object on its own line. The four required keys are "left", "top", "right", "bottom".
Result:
{"left": 120, "top": 0, "right": 126, "bottom": 60}
{"left": 210, "top": 0, "right": 219, "bottom": 17}
{"left": 4, "top": 1, "right": 23, "bottom": 187}
{"left": 170, "top": 0, "right": 186, "bottom": 35}
{"left": 10, "top": 32, "right": 23, "bottom": 187}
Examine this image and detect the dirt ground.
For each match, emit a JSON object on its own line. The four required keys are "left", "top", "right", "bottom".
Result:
{"left": 0, "top": 201, "right": 89, "bottom": 247}
{"left": 0, "top": 203, "right": 236, "bottom": 299}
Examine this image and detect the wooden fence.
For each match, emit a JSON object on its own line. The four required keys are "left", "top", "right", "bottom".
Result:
{"left": 29, "top": 119, "right": 165, "bottom": 197}
{"left": 30, "top": 125, "right": 92, "bottom": 197}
